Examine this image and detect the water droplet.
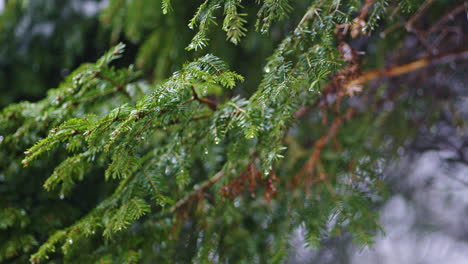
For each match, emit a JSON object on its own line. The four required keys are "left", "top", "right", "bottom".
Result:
{"left": 60, "top": 194, "right": 65, "bottom": 200}
{"left": 204, "top": 150, "right": 209, "bottom": 155}
{"left": 68, "top": 239, "right": 73, "bottom": 245}
{"left": 91, "top": 231, "right": 95, "bottom": 234}
{"left": 0, "top": 135, "right": 4, "bottom": 143}
{"left": 264, "top": 66, "right": 271, "bottom": 73}
{"left": 397, "top": 147, "right": 405, "bottom": 156}
{"left": 214, "top": 137, "right": 220, "bottom": 144}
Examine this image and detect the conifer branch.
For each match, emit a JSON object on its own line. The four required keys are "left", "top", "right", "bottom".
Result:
{"left": 168, "top": 170, "right": 225, "bottom": 214}
{"left": 3, "top": 2, "right": 465, "bottom": 262}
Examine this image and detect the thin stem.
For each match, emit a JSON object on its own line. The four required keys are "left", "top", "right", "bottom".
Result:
{"left": 292, "top": 108, "right": 355, "bottom": 189}
{"left": 168, "top": 170, "right": 225, "bottom": 214}
{"left": 95, "top": 72, "right": 123, "bottom": 90}
{"left": 405, "top": 0, "right": 434, "bottom": 32}
{"left": 191, "top": 86, "right": 218, "bottom": 111}
{"left": 428, "top": 3, "right": 467, "bottom": 34}
{"left": 347, "top": 48, "right": 468, "bottom": 88}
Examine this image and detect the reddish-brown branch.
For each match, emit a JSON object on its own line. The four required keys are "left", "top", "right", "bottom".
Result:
{"left": 292, "top": 108, "right": 356, "bottom": 189}
{"left": 336, "top": 0, "right": 376, "bottom": 38}
{"left": 219, "top": 163, "right": 279, "bottom": 202}
{"left": 191, "top": 86, "right": 218, "bottom": 111}
{"left": 296, "top": 48, "right": 468, "bottom": 119}
{"left": 346, "top": 48, "right": 468, "bottom": 89}
{"left": 358, "top": 0, "right": 375, "bottom": 20}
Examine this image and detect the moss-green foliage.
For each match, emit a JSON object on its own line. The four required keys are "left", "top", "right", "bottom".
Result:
{"left": 0, "top": 0, "right": 463, "bottom": 263}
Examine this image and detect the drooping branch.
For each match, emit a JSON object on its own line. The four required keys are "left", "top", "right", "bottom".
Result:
{"left": 293, "top": 48, "right": 468, "bottom": 189}
{"left": 149, "top": 3, "right": 467, "bottom": 224}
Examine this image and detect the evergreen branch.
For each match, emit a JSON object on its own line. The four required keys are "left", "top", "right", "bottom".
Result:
{"left": 168, "top": 170, "right": 225, "bottom": 214}
{"left": 161, "top": 0, "right": 172, "bottom": 14}
{"left": 4, "top": 2, "right": 464, "bottom": 262}
{"left": 223, "top": 0, "right": 247, "bottom": 44}
{"left": 30, "top": 171, "right": 138, "bottom": 263}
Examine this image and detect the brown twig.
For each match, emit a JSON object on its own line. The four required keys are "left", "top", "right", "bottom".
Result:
{"left": 191, "top": 86, "right": 218, "bottom": 111}
{"left": 346, "top": 48, "right": 468, "bottom": 89}
{"left": 168, "top": 170, "right": 225, "bottom": 214}
{"left": 95, "top": 72, "right": 124, "bottom": 90}
{"left": 336, "top": 0, "right": 375, "bottom": 38}
{"left": 405, "top": 0, "right": 435, "bottom": 32}
{"left": 292, "top": 108, "right": 356, "bottom": 189}
{"left": 94, "top": 72, "right": 134, "bottom": 98}
{"left": 428, "top": 2, "right": 467, "bottom": 34}
{"left": 358, "top": 0, "right": 375, "bottom": 20}
{"left": 296, "top": 48, "right": 468, "bottom": 119}
{"left": 219, "top": 162, "right": 279, "bottom": 202}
